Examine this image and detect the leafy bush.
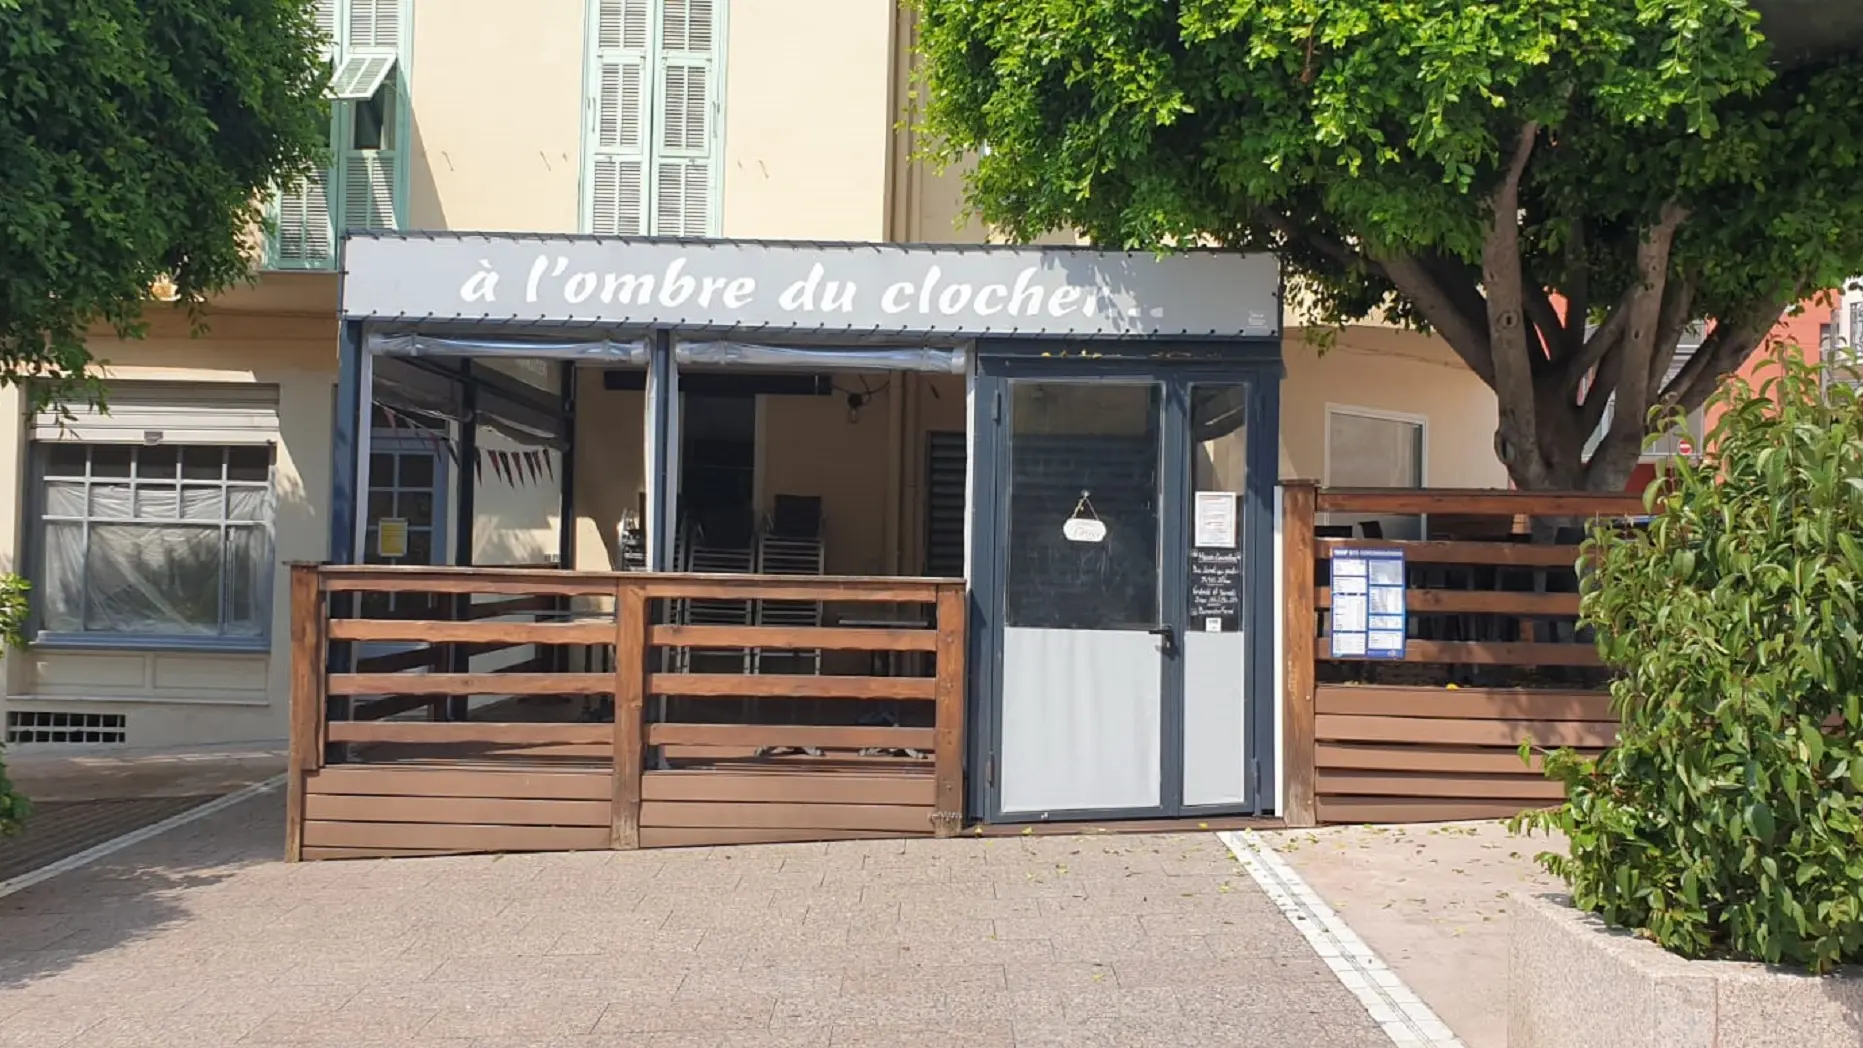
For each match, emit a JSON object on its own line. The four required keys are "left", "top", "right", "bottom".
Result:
{"left": 0, "top": 573, "right": 29, "bottom": 837}
{"left": 1514, "top": 346, "right": 1863, "bottom": 973}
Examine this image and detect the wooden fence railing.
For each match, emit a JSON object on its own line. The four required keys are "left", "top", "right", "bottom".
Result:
{"left": 1281, "top": 484, "right": 1645, "bottom": 827}
{"left": 286, "top": 564, "right": 966, "bottom": 860}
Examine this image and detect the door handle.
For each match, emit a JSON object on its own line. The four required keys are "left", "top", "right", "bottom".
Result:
{"left": 1147, "top": 624, "right": 1178, "bottom": 657}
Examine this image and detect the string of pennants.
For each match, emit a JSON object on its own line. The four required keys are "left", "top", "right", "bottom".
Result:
{"left": 378, "top": 405, "right": 557, "bottom": 488}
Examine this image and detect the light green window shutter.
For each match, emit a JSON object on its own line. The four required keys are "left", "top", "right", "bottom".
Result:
{"left": 589, "top": 0, "right": 651, "bottom": 235}
{"left": 652, "top": 0, "right": 719, "bottom": 236}
{"left": 314, "top": 0, "right": 339, "bottom": 55}
{"left": 271, "top": 168, "right": 336, "bottom": 266}
{"left": 346, "top": 0, "right": 401, "bottom": 50}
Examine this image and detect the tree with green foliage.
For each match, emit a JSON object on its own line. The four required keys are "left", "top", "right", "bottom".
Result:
{"left": 1515, "top": 347, "right": 1863, "bottom": 972}
{"left": 912, "top": 0, "right": 1863, "bottom": 491}
{"left": 0, "top": 0, "right": 329, "bottom": 832}
{"left": 1, "top": 0, "right": 330, "bottom": 407}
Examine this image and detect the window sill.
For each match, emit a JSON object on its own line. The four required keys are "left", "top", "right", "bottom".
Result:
{"left": 28, "top": 635, "right": 272, "bottom": 656}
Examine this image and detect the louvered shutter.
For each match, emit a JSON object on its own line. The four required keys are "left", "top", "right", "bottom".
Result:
{"left": 271, "top": 168, "right": 336, "bottom": 267}
{"left": 338, "top": 0, "right": 401, "bottom": 233}
{"left": 652, "top": 0, "right": 718, "bottom": 236}
{"left": 346, "top": 0, "right": 401, "bottom": 49}
{"left": 314, "top": 0, "right": 339, "bottom": 56}
{"left": 589, "top": 0, "right": 651, "bottom": 236}
{"left": 924, "top": 432, "right": 967, "bottom": 578}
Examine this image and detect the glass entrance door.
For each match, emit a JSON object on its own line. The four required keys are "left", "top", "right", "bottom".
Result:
{"left": 980, "top": 362, "right": 1263, "bottom": 820}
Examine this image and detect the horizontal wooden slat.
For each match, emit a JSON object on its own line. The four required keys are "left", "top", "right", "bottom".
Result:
{"left": 300, "top": 846, "right": 457, "bottom": 861}
{"left": 1315, "top": 742, "right": 1598, "bottom": 775}
{"left": 642, "top": 578, "right": 943, "bottom": 603}
{"left": 352, "top": 743, "right": 613, "bottom": 762}
{"left": 1317, "top": 797, "right": 1551, "bottom": 824}
{"left": 648, "top": 673, "right": 935, "bottom": 700}
{"left": 327, "top": 721, "right": 612, "bottom": 745}
{"left": 329, "top": 672, "right": 612, "bottom": 696}
{"left": 301, "top": 820, "right": 609, "bottom": 852}
{"left": 306, "top": 766, "right": 612, "bottom": 800}
{"left": 1314, "top": 685, "right": 1615, "bottom": 722}
{"left": 1314, "top": 588, "right": 1581, "bottom": 615}
{"left": 1317, "top": 770, "right": 1568, "bottom": 800}
{"left": 1317, "top": 489, "right": 1646, "bottom": 516}
{"left": 651, "top": 624, "right": 938, "bottom": 652}
{"left": 1316, "top": 714, "right": 1619, "bottom": 748}
{"left": 305, "top": 794, "right": 611, "bottom": 827}
{"left": 465, "top": 595, "right": 559, "bottom": 620}
{"left": 645, "top": 723, "right": 936, "bottom": 751}
{"left": 1323, "top": 640, "right": 1600, "bottom": 667}
{"left": 1316, "top": 538, "right": 1582, "bottom": 567}
{"left": 640, "top": 800, "right": 934, "bottom": 833}
{"left": 322, "top": 573, "right": 618, "bottom": 597}
{"left": 640, "top": 770, "right": 935, "bottom": 806}
{"left": 330, "top": 619, "right": 614, "bottom": 645}
{"left": 641, "top": 826, "right": 911, "bottom": 848}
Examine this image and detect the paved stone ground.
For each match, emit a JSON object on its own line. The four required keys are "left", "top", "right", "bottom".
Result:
{"left": 0, "top": 794, "right": 1389, "bottom": 1048}
{"left": 1270, "top": 821, "right": 1567, "bottom": 1048}
{"left": 0, "top": 797, "right": 220, "bottom": 883}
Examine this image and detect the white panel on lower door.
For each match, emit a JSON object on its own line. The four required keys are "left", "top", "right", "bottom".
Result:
{"left": 1182, "top": 630, "right": 1248, "bottom": 806}
{"left": 1000, "top": 626, "right": 1162, "bottom": 814}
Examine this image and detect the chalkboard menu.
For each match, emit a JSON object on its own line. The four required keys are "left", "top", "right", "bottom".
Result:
{"left": 1188, "top": 548, "right": 1243, "bottom": 632}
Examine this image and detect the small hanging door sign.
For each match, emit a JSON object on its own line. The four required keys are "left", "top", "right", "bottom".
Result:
{"left": 377, "top": 517, "right": 409, "bottom": 559}
{"left": 1062, "top": 491, "right": 1107, "bottom": 543}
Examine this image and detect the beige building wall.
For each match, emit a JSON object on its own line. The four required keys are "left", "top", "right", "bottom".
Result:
{"left": 406, "top": 0, "right": 584, "bottom": 233}
{"left": 0, "top": 277, "right": 339, "bottom": 750}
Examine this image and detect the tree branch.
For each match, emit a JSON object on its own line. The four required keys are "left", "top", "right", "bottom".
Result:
{"left": 1373, "top": 251, "right": 1495, "bottom": 385}
{"left": 1483, "top": 121, "right": 1544, "bottom": 477}
{"left": 1577, "top": 339, "right": 1623, "bottom": 441}
{"left": 1255, "top": 209, "right": 1378, "bottom": 276}
{"left": 1564, "top": 217, "right": 1588, "bottom": 360}
{"left": 1525, "top": 281, "right": 1566, "bottom": 372}
{"left": 1663, "top": 299, "right": 1788, "bottom": 413}
{"left": 1556, "top": 286, "right": 1632, "bottom": 394}
{"left": 1591, "top": 202, "right": 1689, "bottom": 475}
{"left": 1646, "top": 275, "right": 1697, "bottom": 391}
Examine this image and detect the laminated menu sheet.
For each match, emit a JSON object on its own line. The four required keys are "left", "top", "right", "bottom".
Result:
{"left": 1328, "top": 547, "right": 1406, "bottom": 659}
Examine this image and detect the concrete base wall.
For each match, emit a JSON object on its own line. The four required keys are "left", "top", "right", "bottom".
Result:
{"left": 1510, "top": 893, "right": 1863, "bottom": 1048}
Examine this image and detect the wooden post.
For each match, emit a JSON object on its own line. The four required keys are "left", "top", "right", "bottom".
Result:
{"left": 931, "top": 584, "right": 967, "bottom": 837}
{"left": 611, "top": 581, "right": 647, "bottom": 849}
{"left": 1282, "top": 482, "right": 1320, "bottom": 828}
{"left": 285, "top": 564, "right": 327, "bottom": 862}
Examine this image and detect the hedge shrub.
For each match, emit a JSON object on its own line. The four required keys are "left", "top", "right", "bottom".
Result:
{"left": 0, "top": 574, "right": 28, "bottom": 837}
{"left": 1515, "top": 346, "right": 1863, "bottom": 973}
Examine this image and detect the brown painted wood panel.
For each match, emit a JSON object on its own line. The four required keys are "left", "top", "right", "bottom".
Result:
{"left": 613, "top": 584, "right": 647, "bottom": 850}
{"left": 931, "top": 585, "right": 966, "bottom": 837}
{"left": 286, "top": 564, "right": 326, "bottom": 862}
{"left": 330, "top": 619, "right": 614, "bottom": 645}
{"left": 350, "top": 742, "right": 613, "bottom": 762}
{"left": 641, "top": 577, "right": 943, "bottom": 603}
{"left": 1316, "top": 714, "right": 1619, "bottom": 748}
{"left": 647, "top": 673, "right": 936, "bottom": 700}
{"left": 1323, "top": 641, "right": 1601, "bottom": 667}
{"left": 304, "top": 794, "right": 612, "bottom": 827}
{"left": 321, "top": 572, "right": 618, "bottom": 596}
{"left": 1316, "top": 538, "right": 1582, "bottom": 568}
{"left": 301, "top": 820, "right": 610, "bottom": 852}
{"left": 1318, "top": 770, "right": 1568, "bottom": 800}
{"left": 328, "top": 672, "right": 613, "bottom": 696}
{"left": 1314, "top": 588, "right": 1582, "bottom": 615}
{"left": 300, "top": 846, "right": 458, "bottom": 861}
{"left": 651, "top": 624, "right": 938, "bottom": 652}
{"left": 326, "top": 722, "right": 612, "bottom": 745}
{"left": 639, "top": 800, "right": 936, "bottom": 834}
{"left": 639, "top": 770, "right": 935, "bottom": 806}
{"left": 1314, "top": 742, "right": 1605, "bottom": 775}
{"left": 640, "top": 826, "right": 913, "bottom": 848}
{"left": 1316, "top": 489, "right": 1645, "bottom": 516}
{"left": 305, "top": 766, "right": 612, "bottom": 800}
{"left": 645, "top": 723, "right": 936, "bottom": 750}
{"left": 1316, "top": 796, "right": 1552, "bottom": 824}
{"left": 1314, "top": 685, "right": 1615, "bottom": 722}
{"left": 1282, "top": 482, "right": 1319, "bottom": 827}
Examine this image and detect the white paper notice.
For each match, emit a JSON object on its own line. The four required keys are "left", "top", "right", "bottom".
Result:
{"left": 1194, "top": 491, "right": 1238, "bottom": 549}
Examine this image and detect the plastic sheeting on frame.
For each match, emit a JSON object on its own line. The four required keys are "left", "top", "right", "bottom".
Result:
{"left": 366, "top": 332, "right": 646, "bottom": 363}
{"left": 674, "top": 341, "right": 967, "bottom": 374}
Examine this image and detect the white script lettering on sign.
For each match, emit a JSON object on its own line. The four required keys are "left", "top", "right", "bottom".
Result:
{"left": 343, "top": 234, "right": 1282, "bottom": 340}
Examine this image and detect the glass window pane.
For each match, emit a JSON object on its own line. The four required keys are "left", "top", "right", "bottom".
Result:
{"left": 225, "top": 527, "right": 268, "bottom": 636}
{"left": 404, "top": 491, "right": 434, "bottom": 525}
{"left": 45, "top": 445, "right": 87, "bottom": 477}
{"left": 370, "top": 452, "right": 395, "bottom": 486}
{"left": 136, "top": 486, "right": 180, "bottom": 519}
{"left": 398, "top": 453, "right": 434, "bottom": 488}
{"left": 91, "top": 446, "right": 133, "bottom": 478}
{"left": 406, "top": 529, "right": 432, "bottom": 564}
{"left": 44, "top": 483, "right": 86, "bottom": 517}
{"left": 1005, "top": 382, "right": 1161, "bottom": 630}
{"left": 226, "top": 445, "right": 271, "bottom": 482}
{"left": 87, "top": 483, "right": 133, "bottom": 519}
{"left": 366, "top": 491, "right": 394, "bottom": 519}
{"left": 181, "top": 486, "right": 224, "bottom": 521}
{"left": 1327, "top": 412, "right": 1422, "bottom": 488}
{"left": 39, "top": 522, "right": 85, "bottom": 632}
{"left": 227, "top": 488, "right": 269, "bottom": 522}
{"left": 84, "top": 524, "right": 221, "bottom": 635}
{"left": 1192, "top": 385, "right": 1249, "bottom": 492}
{"left": 181, "top": 447, "right": 224, "bottom": 480}
{"left": 137, "top": 446, "right": 179, "bottom": 478}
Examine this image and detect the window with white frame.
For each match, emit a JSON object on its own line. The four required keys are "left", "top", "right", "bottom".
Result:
{"left": 1326, "top": 408, "right": 1424, "bottom": 489}
{"left": 31, "top": 444, "right": 277, "bottom": 644}
{"left": 583, "top": 0, "right": 724, "bottom": 236}
{"left": 267, "top": 0, "right": 411, "bottom": 269}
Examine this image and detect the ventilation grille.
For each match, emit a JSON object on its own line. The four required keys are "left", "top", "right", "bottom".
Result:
{"left": 925, "top": 431, "right": 967, "bottom": 579}
{"left": 6, "top": 711, "right": 127, "bottom": 746}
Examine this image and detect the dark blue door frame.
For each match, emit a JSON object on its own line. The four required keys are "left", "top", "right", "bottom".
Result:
{"left": 966, "top": 341, "right": 1283, "bottom": 823}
